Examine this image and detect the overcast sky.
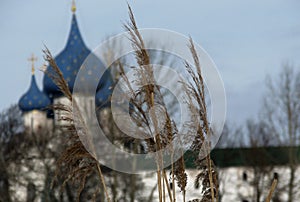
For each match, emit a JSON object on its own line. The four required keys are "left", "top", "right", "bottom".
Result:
{"left": 0, "top": 0, "right": 300, "bottom": 124}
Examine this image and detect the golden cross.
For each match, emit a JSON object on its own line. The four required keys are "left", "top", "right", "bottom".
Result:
{"left": 71, "top": 0, "right": 76, "bottom": 13}
{"left": 28, "top": 53, "right": 38, "bottom": 75}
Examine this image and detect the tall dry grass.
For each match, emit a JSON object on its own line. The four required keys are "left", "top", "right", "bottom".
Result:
{"left": 43, "top": 4, "right": 219, "bottom": 202}
{"left": 43, "top": 48, "right": 111, "bottom": 202}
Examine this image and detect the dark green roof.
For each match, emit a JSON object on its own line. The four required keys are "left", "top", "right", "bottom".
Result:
{"left": 184, "top": 146, "right": 300, "bottom": 168}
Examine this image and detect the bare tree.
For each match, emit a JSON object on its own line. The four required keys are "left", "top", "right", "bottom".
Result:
{"left": 215, "top": 122, "right": 244, "bottom": 149}
{"left": 244, "top": 120, "right": 276, "bottom": 202}
{"left": 261, "top": 64, "right": 300, "bottom": 202}
{"left": 0, "top": 104, "right": 24, "bottom": 202}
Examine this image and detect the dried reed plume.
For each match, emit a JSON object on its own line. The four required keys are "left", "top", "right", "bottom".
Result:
{"left": 184, "top": 38, "right": 219, "bottom": 202}
{"left": 43, "top": 48, "right": 111, "bottom": 202}
{"left": 123, "top": 4, "right": 175, "bottom": 201}
{"left": 123, "top": 4, "right": 218, "bottom": 202}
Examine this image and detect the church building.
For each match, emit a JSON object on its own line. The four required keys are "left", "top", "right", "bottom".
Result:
{"left": 18, "top": 1, "right": 113, "bottom": 131}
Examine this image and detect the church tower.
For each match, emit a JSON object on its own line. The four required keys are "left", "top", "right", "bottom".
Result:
{"left": 18, "top": 54, "right": 51, "bottom": 133}
{"left": 19, "top": 1, "right": 113, "bottom": 130}
{"left": 41, "top": 0, "right": 113, "bottom": 125}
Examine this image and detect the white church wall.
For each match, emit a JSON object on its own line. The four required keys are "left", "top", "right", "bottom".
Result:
{"left": 54, "top": 95, "right": 98, "bottom": 127}
{"left": 23, "top": 110, "right": 49, "bottom": 134}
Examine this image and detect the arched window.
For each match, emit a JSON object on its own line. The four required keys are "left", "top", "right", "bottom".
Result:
{"left": 242, "top": 171, "right": 247, "bottom": 181}
{"left": 273, "top": 172, "right": 279, "bottom": 180}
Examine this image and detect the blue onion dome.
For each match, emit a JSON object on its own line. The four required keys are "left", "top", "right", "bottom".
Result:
{"left": 95, "top": 69, "right": 114, "bottom": 109}
{"left": 43, "top": 14, "right": 91, "bottom": 98}
{"left": 76, "top": 52, "right": 115, "bottom": 111}
{"left": 19, "top": 72, "right": 51, "bottom": 112}
{"left": 68, "top": 50, "right": 114, "bottom": 109}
